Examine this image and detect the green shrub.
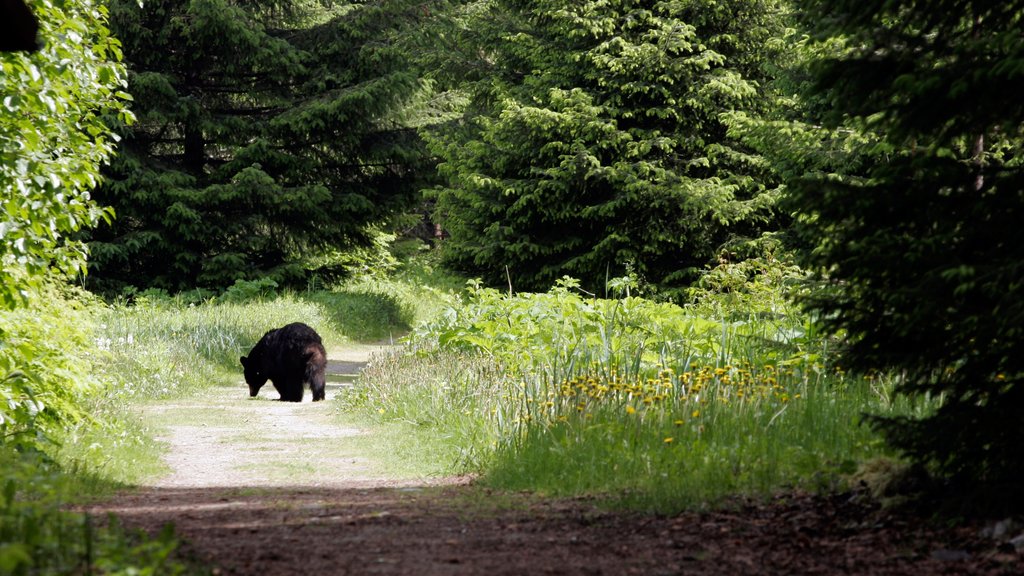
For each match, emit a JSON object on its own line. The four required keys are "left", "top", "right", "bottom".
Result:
{"left": 0, "top": 286, "right": 100, "bottom": 449}
{"left": 220, "top": 278, "right": 280, "bottom": 304}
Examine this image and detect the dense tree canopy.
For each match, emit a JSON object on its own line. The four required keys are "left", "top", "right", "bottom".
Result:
{"left": 0, "top": 0, "right": 130, "bottom": 307}
{"left": 85, "top": 0, "right": 435, "bottom": 292}
{"left": 428, "top": 0, "right": 786, "bottom": 295}
{"left": 790, "top": 0, "right": 1024, "bottom": 502}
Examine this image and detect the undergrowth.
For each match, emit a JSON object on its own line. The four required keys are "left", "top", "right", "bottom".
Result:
{"left": 341, "top": 263, "right": 935, "bottom": 512}
{"left": 0, "top": 284, "right": 195, "bottom": 574}
{"left": 306, "top": 247, "right": 466, "bottom": 341}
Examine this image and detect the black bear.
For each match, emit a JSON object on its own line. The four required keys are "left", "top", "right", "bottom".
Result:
{"left": 240, "top": 322, "right": 327, "bottom": 402}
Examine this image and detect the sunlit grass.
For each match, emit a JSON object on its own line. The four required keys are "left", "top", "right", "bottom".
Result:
{"left": 342, "top": 275, "right": 935, "bottom": 512}
{"left": 337, "top": 350, "right": 500, "bottom": 476}
{"left": 486, "top": 367, "right": 913, "bottom": 511}
{"left": 307, "top": 250, "right": 466, "bottom": 342}
{"left": 96, "top": 294, "right": 343, "bottom": 392}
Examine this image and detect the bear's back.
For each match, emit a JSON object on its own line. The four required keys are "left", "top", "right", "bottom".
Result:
{"left": 257, "top": 323, "right": 324, "bottom": 373}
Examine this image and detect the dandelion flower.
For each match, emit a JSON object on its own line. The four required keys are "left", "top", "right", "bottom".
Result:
{"left": 663, "top": 437, "right": 674, "bottom": 444}
{"left": 626, "top": 405, "right": 637, "bottom": 415}
{"left": 691, "top": 409, "right": 700, "bottom": 418}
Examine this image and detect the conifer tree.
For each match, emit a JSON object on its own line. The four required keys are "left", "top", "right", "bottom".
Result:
{"left": 87, "top": 0, "right": 434, "bottom": 292}
{"left": 791, "top": 0, "right": 1024, "bottom": 504}
{"left": 428, "top": 0, "right": 785, "bottom": 294}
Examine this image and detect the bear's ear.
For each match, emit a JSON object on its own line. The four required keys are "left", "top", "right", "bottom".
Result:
{"left": 240, "top": 356, "right": 247, "bottom": 366}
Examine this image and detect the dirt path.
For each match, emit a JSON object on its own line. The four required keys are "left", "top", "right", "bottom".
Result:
{"left": 87, "top": 346, "right": 1023, "bottom": 575}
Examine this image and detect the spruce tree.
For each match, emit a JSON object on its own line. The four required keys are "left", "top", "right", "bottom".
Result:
{"left": 428, "top": 0, "right": 786, "bottom": 294}
{"left": 87, "top": 0, "right": 433, "bottom": 292}
{"left": 791, "top": 0, "right": 1024, "bottom": 504}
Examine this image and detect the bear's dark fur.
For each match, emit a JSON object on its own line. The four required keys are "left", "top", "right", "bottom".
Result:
{"left": 240, "top": 322, "right": 327, "bottom": 402}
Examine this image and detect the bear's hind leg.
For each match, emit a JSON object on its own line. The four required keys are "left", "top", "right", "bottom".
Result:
{"left": 310, "top": 374, "right": 326, "bottom": 401}
{"left": 304, "top": 348, "right": 327, "bottom": 402}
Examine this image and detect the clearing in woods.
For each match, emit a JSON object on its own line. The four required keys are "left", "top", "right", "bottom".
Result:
{"left": 87, "top": 345, "right": 1021, "bottom": 575}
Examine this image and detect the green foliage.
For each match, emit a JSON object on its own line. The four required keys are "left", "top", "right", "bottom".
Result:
{"left": 0, "top": 0, "right": 131, "bottom": 308}
{"left": 428, "top": 0, "right": 787, "bottom": 295}
{"left": 0, "top": 287, "right": 190, "bottom": 575}
{"left": 220, "top": 278, "right": 280, "bottom": 304}
{"left": 305, "top": 288, "right": 415, "bottom": 343}
{"left": 789, "top": 0, "right": 1024, "bottom": 504}
{"left": 305, "top": 250, "right": 468, "bottom": 341}
{"left": 411, "top": 274, "right": 816, "bottom": 377}
{"left": 722, "top": 18, "right": 882, "bottom": 187}
{"left": 0, "top": 286, "right": 101, "bottom": 447}
{"left": 86, "top": 0, "right": 440, "bottom": 293}
{"left": 346, "top": 277, "right": 920, "bottom": 511}
{"left": 685, "top": 243, "right": 809, "bottom": 321}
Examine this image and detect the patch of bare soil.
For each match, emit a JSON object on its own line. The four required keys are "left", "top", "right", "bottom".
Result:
{"left": 86, "top": 347, "right": 1023, "bottom": 575}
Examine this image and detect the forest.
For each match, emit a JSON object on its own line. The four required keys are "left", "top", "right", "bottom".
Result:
{"left": 1, "top": 0, "right": 1023, "bottom": 573}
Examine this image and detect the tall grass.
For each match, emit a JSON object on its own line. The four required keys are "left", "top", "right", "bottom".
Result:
{"left": 338, "top": 351, "right": 503, "bottom": 476}
{"left": 485, "top": 367, "right": 915, "bottom": 510}
{"left": 343, "top": 272, "right": 935, "bottom": 512}
{"left": 95, "top": 293, "right": 343, "bottom": 398}
{"left": 306, "top": 249, "right": 467, "bottom": 342}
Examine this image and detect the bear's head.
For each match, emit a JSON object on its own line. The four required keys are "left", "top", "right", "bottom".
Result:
{"left": 239, "top": 355, "right": 268, "bottom": 397}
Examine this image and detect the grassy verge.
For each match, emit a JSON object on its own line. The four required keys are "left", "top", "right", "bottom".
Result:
{"left": 484, "top": 368, "right": 912, "bottom": 510}
{"left": 0, "top": 285, "right": 197, "bottom": 574}
{"left": 340, "top": 271, "right": 935, "bottom": 512}
{"left": 336, "top": 350, "right": 501, "bottom": 477}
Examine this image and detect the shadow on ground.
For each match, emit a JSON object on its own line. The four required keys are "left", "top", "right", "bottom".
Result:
{"left": 86, "top": 486, "right": 1021, "bottom": 576}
